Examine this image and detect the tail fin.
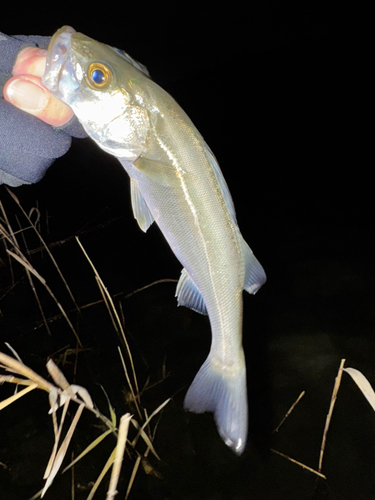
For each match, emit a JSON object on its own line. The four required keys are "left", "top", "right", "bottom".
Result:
{"left": 184, "top": 351, "right": 248, "bottom": 455}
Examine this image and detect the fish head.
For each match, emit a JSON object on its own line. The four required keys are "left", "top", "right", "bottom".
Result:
{"left": 42, "top": 26, "right": 151, "bottom": 160}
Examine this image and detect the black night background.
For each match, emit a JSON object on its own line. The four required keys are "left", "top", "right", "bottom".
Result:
{"left": 1, "top": 3, "right": 373, "bottom": 499}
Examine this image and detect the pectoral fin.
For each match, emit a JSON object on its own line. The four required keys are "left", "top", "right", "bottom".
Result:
{"left": 241, "top": 238, "right": 266, "bottom": 294}
{"left": 130, "top": 178, "right": 154, "bottom": 232}
{"left": 134, "top": 157, "right": 181, "bottom": 188}
{"left": 175, "top": 268, "right": 207, "bottom": 315}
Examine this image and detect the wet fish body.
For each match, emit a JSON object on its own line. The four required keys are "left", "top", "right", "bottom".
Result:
{"left": 42, "top": 26, "right": 266, "bottom": 454}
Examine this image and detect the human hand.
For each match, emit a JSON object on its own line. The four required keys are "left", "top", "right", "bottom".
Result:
{"left": 0, "top": 32, "right": 86, "bottom": 186}
{"left": 3, "top": 46, "right": 73, "bottom": 126}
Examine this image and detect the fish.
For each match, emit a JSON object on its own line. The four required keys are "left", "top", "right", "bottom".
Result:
{"left": 42, "top": 26, "right": 266, "bottom": 455}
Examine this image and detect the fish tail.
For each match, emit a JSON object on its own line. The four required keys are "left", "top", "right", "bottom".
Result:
{"left": 184, "top": 350, "right": 248, "bottom": 455}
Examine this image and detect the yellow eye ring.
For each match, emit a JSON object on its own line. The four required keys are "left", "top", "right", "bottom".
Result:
{"left": 87, "top": 62, "right": 113, "bottom": 88}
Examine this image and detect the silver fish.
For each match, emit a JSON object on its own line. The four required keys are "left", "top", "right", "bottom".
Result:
{"left": 42, "top": 26, "right": 266, "bottom": 455}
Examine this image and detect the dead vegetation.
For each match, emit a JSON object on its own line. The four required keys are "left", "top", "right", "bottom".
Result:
{"left": 0, "top": 187, "right": 170, "bottom": 499}
{"left": 1, "top": 187, "right": 375, "bottom": 498}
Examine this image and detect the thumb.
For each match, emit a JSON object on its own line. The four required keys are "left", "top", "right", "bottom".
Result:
{"left": 3, "top": 75, "right": 73, "bottom": 127}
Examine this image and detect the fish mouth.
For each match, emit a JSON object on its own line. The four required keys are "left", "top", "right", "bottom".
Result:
{"left": 41, "top": 25, "right": 76, "bottom": 98}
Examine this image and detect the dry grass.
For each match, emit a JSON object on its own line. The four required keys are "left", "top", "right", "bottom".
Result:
{"left": 271, "top": 358, "right": 375, "bottom": 480}
{"left": 0, "top": 189, "right": 170, "bottom": 499}
{"left": 2, "top": 188, "right": 375, "bottom": 497}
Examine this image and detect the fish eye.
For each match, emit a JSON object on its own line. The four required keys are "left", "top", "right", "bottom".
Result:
{"left": 87, "top": 62, "right": 113, "bottom": 88}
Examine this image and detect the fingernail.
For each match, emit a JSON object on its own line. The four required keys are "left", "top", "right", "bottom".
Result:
{"left": 6, "top": 79, "right": 48, "bottom": 113}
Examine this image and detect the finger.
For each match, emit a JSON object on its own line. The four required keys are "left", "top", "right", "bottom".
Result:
{"left": 3, "top": 75, "right": 73, "bottom": 127}
{"left": 12, "top": 46, "right": 47, "bottom": 78}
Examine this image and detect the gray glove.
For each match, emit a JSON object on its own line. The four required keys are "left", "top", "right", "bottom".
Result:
{"left": 0, "top": 32, "right": 86, "bottom": 187}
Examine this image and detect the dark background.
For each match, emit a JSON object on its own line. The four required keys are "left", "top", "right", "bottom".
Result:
{"left": 1, "top": 3, "right": 374, "bottom": 499}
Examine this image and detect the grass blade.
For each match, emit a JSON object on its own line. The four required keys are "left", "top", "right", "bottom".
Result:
{"left": 344, "top": 367, "right": 375, "bottom": 412}
{"left": 106, "top": 414, "right": 132, "bottom": 500}
{"left": 62, "top": 429, "right": 113, "bottom": 474}
{"left": 130, "top": 420, "right": 160, "bottom": 460}
{"left": 100, "top": 385, "right": 117, "bottom": 427}
{"left": 318, "top": 359, "right": 345, "bottom": 473}
{"left": 76, "top": 237, "right": 141, "bottom": 416}
{"left": 86, "top": 448, "right": 116, "bottom": 500}
{"left": 0, "top": 383, "right": 38, "bottom": 410}
{"left": 125, "top": 455, "right": 141, "bottom": 500}
{"left": 6, "top": 249, "right": 46, "bottom": 283}
{"left": 42, "top": 403, "right": 85, "bottom": 497}
{"left": 271, "top": 449, "right": 327, "bottom": 479}
{"left": 5, "top": 186, "right": 80, "bottom": 311}
{"left": 0, "top": 351, "right": 55, "bottom": 392}
{"left": 44, "top": 399, "right": 71, "bottom": 480}
{"left": 6, "top": 249, "right": 82, "bottom": 346}
{"left": 131, "top": 398, "right": 170, "bottom": 452}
